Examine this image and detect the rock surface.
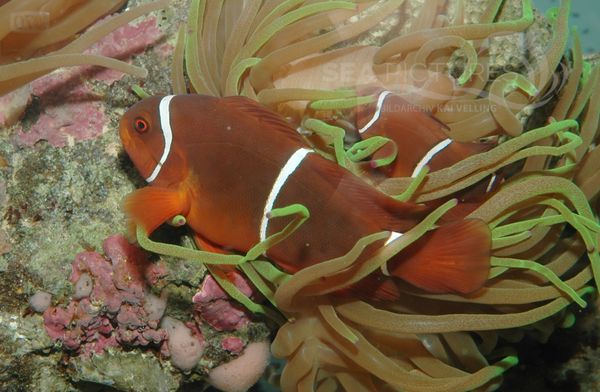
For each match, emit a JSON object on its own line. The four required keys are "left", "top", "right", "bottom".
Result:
{"left": 0, "top": 1, "right": 269, "bottom": 390}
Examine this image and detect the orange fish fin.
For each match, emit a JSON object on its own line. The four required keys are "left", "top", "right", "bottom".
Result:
{"left": 311, "top": 158, "right": 428, "bottom": 231}
{"left": 425, "top": 140, "right": 495, "bottom": 173}
{"left": 454, "top": 140, "right": 495, "bottom": 156}
{"left": 357, "top": 92, "right": 449, "bottom": 139}
{"left": 350, "top": 184, "right": 430, "bottom": 231}
{"left": 363, "top": 276, "right": 405, "bottom": 302}
{"left": 371, "top": 280, "right": 402, "bottom": 302}
{"left": 192, "top": 233, "right": 230, "bottom": 254}
{"left": 436, "top": 201, "right": 482, "bottom": 222}
{"left": 220, "top": 96, "right": 306, "bottom": 145}
{"left": 434, "top": 174, "right": 500, "bottom": 223}
{"left": 389, "top": 94, "right": 449, "bottom": 133}
{"left": 123, "top": 186, "right": 186, "bottom": 235}
{"left": 374, "top": 191, "right": 430, "bottom": 223}
{"left": 350, "top": 275, "right": 417, "bottom": 303}
{"left": 388, "top": 219, "right": 491, "bottom": 294}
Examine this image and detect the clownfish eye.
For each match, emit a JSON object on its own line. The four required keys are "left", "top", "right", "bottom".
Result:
{"left": 134, "top": 117, "right": 149, "bottom": 133}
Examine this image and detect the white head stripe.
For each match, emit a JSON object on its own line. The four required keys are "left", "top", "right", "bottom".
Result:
{"left": 358, "top": 90, "right": 392, "bottom": 134}
{"left": 411, "top": 138, "right": 453, "bottom": 178}
{"left": 260, "top": 148, "right": 313, "bottom": 242}
{"left": 146, "top": 95, "right": 175, "bottom": 183}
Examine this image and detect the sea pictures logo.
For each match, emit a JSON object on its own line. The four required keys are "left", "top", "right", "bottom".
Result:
{"left": 318, "top": 38, "right": 569, "bottom": 115}
{"left": 10, "top": 11, "right": 50, "bottom": 33}
{"left": 1, "top": 10, "right": 51, "bottom": 57}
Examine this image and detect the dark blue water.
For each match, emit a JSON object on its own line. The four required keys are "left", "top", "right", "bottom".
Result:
{"left": 535, "top": 0, "right": 598, "bottom": 53}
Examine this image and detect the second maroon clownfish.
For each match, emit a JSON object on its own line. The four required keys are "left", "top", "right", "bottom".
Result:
{"left": 348, "top": 89, "right": 501, "bottom": 218}
{"left": 120, "top": 94, "right": 491, "bottom": 298}
{"left": 353, "top": 89, "right": 496, "bottom": 178}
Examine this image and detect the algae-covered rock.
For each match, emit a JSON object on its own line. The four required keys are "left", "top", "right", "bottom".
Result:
{"left": 3, "top": 135, "right": 137, "bottom": 298}
{"left": 0, "top": 352, "right": 75, "bottom": 392}
{"left": 69, "top": 350, "right": 180, "bottom": 392}
{"left": 0, "top": 312, "right": 53, "bottom": 356}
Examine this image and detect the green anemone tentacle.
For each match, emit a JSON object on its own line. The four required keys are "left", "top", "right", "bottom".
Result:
{"left": 490, "top": 257, "right": 586, "bottom": 308}
{"left": 225, "top": 57, "right": 261, "bottom": 96}
{"left": 346, "top": 136, "right": 398, "bottom": 169}
{"left": 135, "top": 203, "right": 309, "bottom": 322}
{"left": 309, "top": 95, "right": 376, "bottom": 110}
{"left": 302, "top": 118, "right": 348, "bottom": 167}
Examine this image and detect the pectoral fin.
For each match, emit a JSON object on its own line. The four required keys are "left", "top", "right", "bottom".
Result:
{"left": 123, "top": 186, "right": 187, "bottom": 235}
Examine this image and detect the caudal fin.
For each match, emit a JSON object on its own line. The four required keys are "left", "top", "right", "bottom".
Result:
{"left": 387, "top": 219, "right": 491, "bottom": 294}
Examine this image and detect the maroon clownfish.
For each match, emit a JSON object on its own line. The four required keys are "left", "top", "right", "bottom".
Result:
{"left": 350, "top": 89, "right": 501, "bottom": 218}
{"left": 354, "top": 89, "right": 496, "bottom": 178}
{"left": 119, "top": 94, "right": 491, "bottom": 297}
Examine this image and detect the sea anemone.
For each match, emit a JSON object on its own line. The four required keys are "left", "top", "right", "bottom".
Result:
{"left": 0, "top": 0, "right": 169, "bottom": 96}
{"left": 129, "top": 0, "right": 600, "bottom": 391}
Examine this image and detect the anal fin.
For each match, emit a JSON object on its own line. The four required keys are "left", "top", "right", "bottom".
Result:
{"left": 192, "top": 233, "right": 230, "bottom": 255}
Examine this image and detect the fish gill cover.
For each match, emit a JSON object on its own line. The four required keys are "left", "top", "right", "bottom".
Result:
{"left": 0, "top": 0, "right": 599, "bottom": 392}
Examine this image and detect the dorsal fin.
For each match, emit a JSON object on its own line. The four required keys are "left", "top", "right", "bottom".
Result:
{"left": 309, "top": 156, "right": 428, "bottom": 231}
{"left": 356, "top": 91, "right": 448, "bottom": 135}
{"left": 220, "top": 96, "right": 306, "bottom": 145}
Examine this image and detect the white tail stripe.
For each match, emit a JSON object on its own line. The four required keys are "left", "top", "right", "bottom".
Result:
{"left": 260, "top": 148, "right": 313, "bottom": 242}
{"left": 358, "top": 90, "right": 392, "bottom": 134}
{"left": 146, "top": 95, "right": 175, "bottom": 183}
{"left": 411, "top": 138, "right": 452, "bottom": 178}
{"left": 381, "top": 231, "right": 404, "bottom": 275}
{"left": 485, "top": 173, "right": 497, "bottom": 193}
{"left": 385, "top": 231, "right": 403, "bottom": 246}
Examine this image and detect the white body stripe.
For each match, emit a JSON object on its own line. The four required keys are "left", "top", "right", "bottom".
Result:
{"left": 411, "top": 138, "right": 453, "bottom": 178}
{"left": 260, "top": 148, "right": 313, "bottom": 242}
{"left": 146, "top": 95, "right": 175, "bottom": 183}
{"left": 358, "top": 90, "right": 392, "bottom": 134}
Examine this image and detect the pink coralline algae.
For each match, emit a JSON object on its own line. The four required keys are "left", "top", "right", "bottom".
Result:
{"left": 40, "top": 234, "right": 262, "bottom": 373}
{"left": 221, "top": 336, "right": 245, "bottom": 354}
{"left": 16, "top": 16, "right": 166, "bottom": 147}
{"left": 42, "top": 235, "right": 170, "bottom": 357}
{"left": 192, "top": 272, "right": 255, "bottom": 332}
